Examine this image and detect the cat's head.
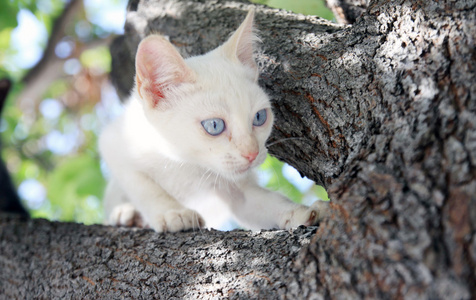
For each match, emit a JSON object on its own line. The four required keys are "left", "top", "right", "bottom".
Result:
{"left": 134, "top": 9, "right": 273, "bottom": 180}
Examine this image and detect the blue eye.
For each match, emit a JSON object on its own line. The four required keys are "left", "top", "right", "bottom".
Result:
{"left": 253, "top": 109, "right": 267, "bottom": 126}
{"left": 201, "top": 118, "right": 225, "bottom": 136}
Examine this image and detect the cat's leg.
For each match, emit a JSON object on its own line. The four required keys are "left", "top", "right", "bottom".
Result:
{"left": 104, "top": 179, "right": 147, "bottom": 227}
{"left": 112, "top": 171, "right": 204, "bottom": 232}
{"left": 224, "top": 178, "right": 330, "bottom": 230}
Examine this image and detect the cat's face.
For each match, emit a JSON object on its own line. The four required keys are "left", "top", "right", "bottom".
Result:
{"left": 150, "top": 56, "right": 273, "bottom": 179}
{"left": 135, "top": 10, "right": 272, "bottom": 179}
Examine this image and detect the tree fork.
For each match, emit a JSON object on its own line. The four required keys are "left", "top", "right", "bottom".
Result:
{"left": 1, "top": 0, "right": 475, "bottom": 298}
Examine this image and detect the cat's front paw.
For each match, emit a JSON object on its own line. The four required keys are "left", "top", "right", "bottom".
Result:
{"left": 109, "top": 203, "right": 146, "bottom": 228}
{"left": 148, "top": 209, "right": 205, "bottom": 233}
{"left": 280, "top": 201, "right": 329, "bottom": 229}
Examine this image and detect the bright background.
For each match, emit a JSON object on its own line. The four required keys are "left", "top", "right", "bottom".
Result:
{"left": 0, "top": 0, "right": 332, "bottom": 226}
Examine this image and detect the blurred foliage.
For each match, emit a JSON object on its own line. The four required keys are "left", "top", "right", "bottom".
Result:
{"left": 259, "top": 156, "right": 329, "bottom": 204}
{"left": 251, "top": 0, "right": 334, "bottom": 20}
{"left": 1, "top": 0, "right": 330, "bottom": 226}
{"left": 0, "top": 0, "right": 117, "bottom": 225}
{"left": 0, "top": 0, "right": 64, "bottom": 79}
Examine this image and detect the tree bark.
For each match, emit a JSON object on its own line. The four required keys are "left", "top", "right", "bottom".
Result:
{"left": 325, "top": 0, "right": 369, "bottom": 24}
{"left": 2, "top": 0, "right": 475, "bottom": 298}
{"left": 0, "top": 213, "right": 318, "bottom": 299}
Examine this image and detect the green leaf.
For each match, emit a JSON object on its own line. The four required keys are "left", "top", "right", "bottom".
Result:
{"left": 47, "top": 154, "right": 106, "bottom": 221}
{"left": 250, "top": 0, "right": 270, "bottom": 4}
{"left": 0, "top": 28, "right": 13, "bottom": 52}
{"left": 260, "top": 155, "right": 329, "bottom": 203}
{"left": 314, "top": 184, "right": 329, "bottom": 201}
{"left": 251, "top": 0, "right": 334, "bottom": 20}
{"left": 0, "top": 2, "right": 19, "bottom": 28}
{"left": 260, "top": 155, "right": 305, "bottom": 203}
{"left": 80, "top": 46, "right": 111, "bottom": 73}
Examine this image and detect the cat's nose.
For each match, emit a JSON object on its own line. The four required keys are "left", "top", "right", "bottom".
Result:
{"left": 242, "top": 151, "right": 259, "bottom": 163}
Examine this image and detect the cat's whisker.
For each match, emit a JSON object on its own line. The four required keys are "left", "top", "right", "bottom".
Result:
{"left": 217, "top": 174, "right": 223, "bottom": 190}
{"left": 229, "top": 174, "right": 236, "bottom": 186}
{"left": 261, "top": 153, "right": 287, "bottom": 187}
{"left": 225, "top": 175, "right": 233, "bottom": 189}
{"left": 265, "top": 137, "right": 309, "bottom": 148}
{"left": 205, "top": 170, "right": 213, "bottom": 182}
{"left": 269, "top": 161, "right": 282, "bottom": 187}
{"left": 213, "top": 173, "right": 219, "bottom": 191}
{"left": 268, "top": 153, "right": 287, "bottom": 162}
{"left": 231, "top": 171, "right": 239, "bottom": 186}
{"left": 194, "top": 211, "right": 204, "bottom": 234}
{"left": 162, "top": 159, "right": 172, "bottom": 171}
{"left": 197, "top": 168, "right": 212, "bottom": 191}
{"left": 101, "top": 10, "right": 324, "bottom": 233}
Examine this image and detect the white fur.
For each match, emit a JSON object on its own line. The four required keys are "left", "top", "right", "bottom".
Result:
{"left": 100, "top": 10, "right": 329, "bottom": 232}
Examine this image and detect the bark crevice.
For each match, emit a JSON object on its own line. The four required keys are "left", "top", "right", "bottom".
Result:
{"left": 1, "top": 0, "right": 475, "bottom": 298}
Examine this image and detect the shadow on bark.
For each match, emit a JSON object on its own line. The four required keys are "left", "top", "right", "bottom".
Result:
{"left": 1, "top": 213, "right": 319, "bottom": 298}
{"left": 1, "top": 0, "right": 475, "bottom": 298}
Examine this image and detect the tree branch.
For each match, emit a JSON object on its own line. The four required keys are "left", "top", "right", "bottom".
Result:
{"left": 325, "top": 0, "right": 369, "bottom": 24}
{"left": 2, "top": 0, "right": 475, "bottom": 298}
{"left": 110, "top": 0, "right": 349, "bottom": 187}
{"left": 20, "top": 0, "right": 83, "bottom": 86}
{"left": 107, "top": 0, "right": 476, "bottom": 297}
{"left": 17, "top": 0, "right": 111, "bottom": 110}
{"left": 0, "top": 213, "right": 318, "bottom": 298}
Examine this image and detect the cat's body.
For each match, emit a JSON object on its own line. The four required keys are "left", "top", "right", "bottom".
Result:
{"left": 100, "top": 10, "right": 328, "bottom": 232}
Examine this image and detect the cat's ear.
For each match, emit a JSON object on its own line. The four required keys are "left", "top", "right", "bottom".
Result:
{"left": 220, "top": 9, "right": 259, "bottom": 78}
{"left": 135, "top": 35, "right": 195, "bottom": 108}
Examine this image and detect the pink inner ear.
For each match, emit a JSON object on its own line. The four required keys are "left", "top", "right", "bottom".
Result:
{"left": 135, "top": 35, "right": 194, "bottom": 107}
{"left": 144, "top": 83, "right": 165, "bottom": 107}
{"left": 136, "top": 70, "right": 165, "bottom": 108}
{"left": 150, "top": 86, "right": 164, "bottom": 102}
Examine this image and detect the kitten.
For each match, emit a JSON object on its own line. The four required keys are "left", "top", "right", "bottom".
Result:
{"left": 99, "top": 10, "right": 329, "bottom": 232}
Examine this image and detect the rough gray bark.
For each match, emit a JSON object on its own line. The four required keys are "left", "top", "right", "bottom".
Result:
{"left": 0, "top": 213, "right": 317, "bottom": 299}
{"left": 325, "top": 0, "right": 369, "bottom": 24}
{"left": 100, "top": 0, "right": 476, "bottom": 297}
{"left": 110, "top": 0, "right": 350, "bottom": 187}
{"left": 2, "top": 0, "right": 475, "bottom": 298}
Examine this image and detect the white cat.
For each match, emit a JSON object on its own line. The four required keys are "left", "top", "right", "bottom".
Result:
{"left": 99, "top": 10, "right": 329, "bottom": 232}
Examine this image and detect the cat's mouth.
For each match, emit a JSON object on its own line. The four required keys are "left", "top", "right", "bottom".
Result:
{"left": 235, "top": 165, "right": 251, "bottom": 175}
{"left": 232, "top": 154, "right": 264, "bottom": 175}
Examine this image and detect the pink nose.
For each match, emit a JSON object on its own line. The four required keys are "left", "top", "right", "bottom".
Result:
{"left": 242, "top": 151, "right": 259, "bottom": 163}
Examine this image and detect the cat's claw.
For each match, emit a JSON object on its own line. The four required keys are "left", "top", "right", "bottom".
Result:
{"left": 280, "top": 200, "right": 330, "bottom": 229}
{"left": 148, "top": 209, "right": 205, "bottom": 233}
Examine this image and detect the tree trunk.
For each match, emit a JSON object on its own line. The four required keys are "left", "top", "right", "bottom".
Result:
{"left": 2, "top": 0, "right": 475, "bottom": 298}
